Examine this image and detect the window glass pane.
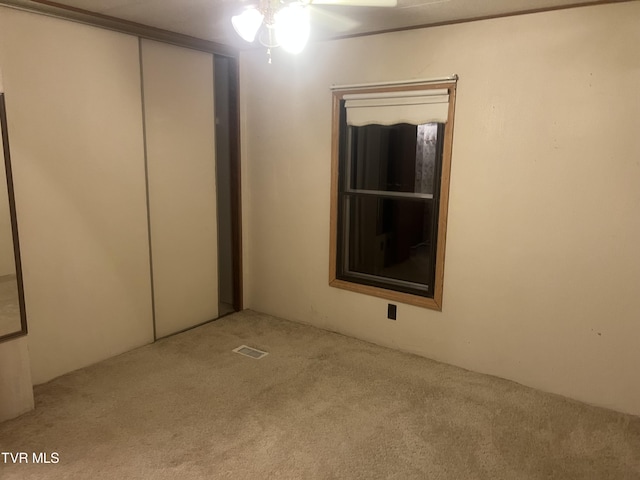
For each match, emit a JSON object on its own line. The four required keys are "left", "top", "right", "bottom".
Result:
{"left": 349, "top": 123, "right": 438, "bottom": 195}
{"left": 344, "top": 195, "right": 435, "bottom": 289}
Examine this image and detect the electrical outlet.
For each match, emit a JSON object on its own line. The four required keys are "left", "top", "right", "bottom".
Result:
{"left": 387, "top": 303, "right": 397, "bottom": 320}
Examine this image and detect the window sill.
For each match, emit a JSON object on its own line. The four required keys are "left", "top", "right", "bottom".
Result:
{"left": 329, "top": 278, "right": 442, "bottom": 311}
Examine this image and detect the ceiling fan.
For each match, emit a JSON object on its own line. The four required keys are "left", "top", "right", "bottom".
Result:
{"left": 231, "top": 0, "right": 398, "bottom": 55}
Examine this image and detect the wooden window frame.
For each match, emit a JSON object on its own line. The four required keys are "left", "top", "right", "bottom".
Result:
{"left": 329, "top": 81, "right": 457, "bottom": 311}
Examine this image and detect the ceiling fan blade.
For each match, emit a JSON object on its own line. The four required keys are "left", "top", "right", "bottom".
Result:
{"left": 309, "top": 5, "right": 360, "bottom": 33}
{"left": 397, "top": 0, "right": 451, "bottom": 9}
{"left": 311, "top": 0, "right": 397, "bottom": 7}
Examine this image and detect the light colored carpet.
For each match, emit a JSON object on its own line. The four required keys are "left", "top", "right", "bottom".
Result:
{"left": 1, "top": 309, "right": 639, "bottom": 479}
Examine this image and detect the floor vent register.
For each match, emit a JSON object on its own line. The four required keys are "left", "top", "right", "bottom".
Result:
{"left": 232, "top": 345, "right": 269, "bottom": 359}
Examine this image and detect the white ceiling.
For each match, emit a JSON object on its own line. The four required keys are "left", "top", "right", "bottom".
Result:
{"left": 37, "top": 0, "right": 623, "bottom": 48}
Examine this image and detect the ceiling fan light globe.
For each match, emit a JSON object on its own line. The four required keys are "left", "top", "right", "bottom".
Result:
{"left": 231, "top": 8, "right": 264, "bottom": 43}
{"left": 275, "top": 4, "right": 310, "bottom": 54}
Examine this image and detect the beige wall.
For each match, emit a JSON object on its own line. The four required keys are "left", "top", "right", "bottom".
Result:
{"left": 0, "top": 8, "right": 154, "bottom": 383}
{"left": 240, "top": 2, "right": 640, "bottom": 415}
{"left": 0, "top": 131, "right": 16, "bottom": 278}
{"left": 0, "top": 337, "right": 34, "bottom": 422}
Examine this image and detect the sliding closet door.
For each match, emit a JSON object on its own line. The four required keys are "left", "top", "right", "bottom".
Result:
{"left": 0, "top": 8, "right": 154, "bottom": 383}
{"left": 141, "top": 40, "right": 218, "bottom": 338}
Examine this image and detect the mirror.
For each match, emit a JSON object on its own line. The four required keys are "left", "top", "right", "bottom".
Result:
{"left": 0, "top": 91, "right": 27, "bottom": 342}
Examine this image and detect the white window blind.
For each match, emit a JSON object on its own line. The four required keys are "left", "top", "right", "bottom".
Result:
{"left": 343, "top": 89, "right": 449, "bottom": 126}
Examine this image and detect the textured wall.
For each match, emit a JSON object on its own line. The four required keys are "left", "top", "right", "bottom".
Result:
{"left": 0, "top": 8, "right": 154, "bottom": 384}
{"left": 0, "top": 337, "right": 33, "bottom": 422}
{"left": 240, "top": 2, "right": 640, "bottom": 415}
{"left": 0, "top": 139, "right": 15, "bottom": 278}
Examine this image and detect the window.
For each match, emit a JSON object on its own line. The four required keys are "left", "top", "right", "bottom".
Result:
{"left": 329, "top": 80, "right": 457, "bottom": 310}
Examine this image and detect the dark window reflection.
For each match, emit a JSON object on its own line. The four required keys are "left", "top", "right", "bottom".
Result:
{"left": 349, "top": 123, "right": 438, "bottom": 195}
{"left": 345, "top": 196, "right": 435, "bottom": 288}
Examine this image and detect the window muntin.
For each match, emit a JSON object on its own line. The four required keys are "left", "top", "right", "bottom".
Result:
{"left": 329, "top": 82, "right": 456, "bottom": 310}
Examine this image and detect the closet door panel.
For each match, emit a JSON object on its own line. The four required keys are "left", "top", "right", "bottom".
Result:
{"left": 0, "top": 8, "right": 154, "bottom": 383}
{"left": 141, "top": 40, "right": 218, "bottom": 338}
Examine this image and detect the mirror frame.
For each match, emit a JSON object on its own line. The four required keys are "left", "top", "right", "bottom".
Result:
{"left": 0, "top": 92, "right": 28, "bottom": 343}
